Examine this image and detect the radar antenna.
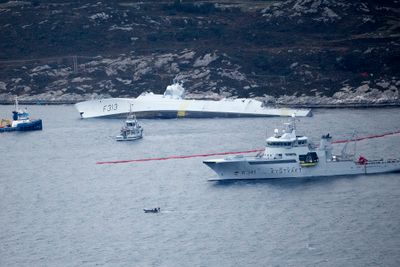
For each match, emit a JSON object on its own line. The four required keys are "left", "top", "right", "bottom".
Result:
{"left": 288, "top": 113, "right": 299, "bottom": 135}
{"left": 291, "top": 113, "right": 296, "bottom": 129}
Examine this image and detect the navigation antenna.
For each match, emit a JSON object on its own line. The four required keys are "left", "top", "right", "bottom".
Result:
{"left": 15, "top": 96, "right": 19, "bottom": 111}
{"left": 291, "top": 113, "right": 299, "bottom": 138}
{"left": 291, "top": 113, "right": 296, "bottom": 129}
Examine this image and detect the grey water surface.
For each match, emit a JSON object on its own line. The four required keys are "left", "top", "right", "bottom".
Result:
{"left": 1, "top": 105, "right": 400, "bottom": 267}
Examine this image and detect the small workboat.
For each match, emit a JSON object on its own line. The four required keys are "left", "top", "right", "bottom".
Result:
{"left": 143, "top": 208, "right": 160, "bottom": 213}
{"left": 115, "top": 113, "right": 143, "bottom": 141}
{"left": 0, "top": 98, "right": 42, "bottom": 133}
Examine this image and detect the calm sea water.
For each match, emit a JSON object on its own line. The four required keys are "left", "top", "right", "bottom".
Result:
{"left": 1, "top": 105, "right": 400, "bottom": 267}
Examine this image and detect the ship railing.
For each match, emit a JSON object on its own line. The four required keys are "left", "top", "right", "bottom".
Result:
{"left": 359, "top": 159, "right": 400, "bottom": 165}
{"left": 256, "top": 150, "right": 264, "bottom": 158}
{"left": 366, "top": 159, "right": 384, "bottom": 165}
{"left": 332, "top": 155, "right": 353, "bottom": 162}
{"left": 226, "top": 155, "right": 244, "bottom": 160}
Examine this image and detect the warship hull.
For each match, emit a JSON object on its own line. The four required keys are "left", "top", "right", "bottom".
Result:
{"left": 75, "top": 96, "right": 311, "bottom": 119}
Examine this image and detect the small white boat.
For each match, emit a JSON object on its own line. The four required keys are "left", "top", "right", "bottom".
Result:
{"left": 115, "top": 113, "right": 143, "bottom": 141}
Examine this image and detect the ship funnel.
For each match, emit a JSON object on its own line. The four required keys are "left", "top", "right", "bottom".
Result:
{"left": 163, "top": 82, "right": 185, "bottom": 99}
{"left": 319, "top": 134, "right": 333, "bottom": 160}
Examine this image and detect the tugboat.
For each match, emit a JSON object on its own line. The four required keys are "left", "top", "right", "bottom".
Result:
{"left": 115, "top": 113, "right": 143, "bottom": 141}
{"left": 203, "top": 115, "right": 400, "bottom": 180}
{"left": 0, "top": 98, "right": 42, "bottom": 132}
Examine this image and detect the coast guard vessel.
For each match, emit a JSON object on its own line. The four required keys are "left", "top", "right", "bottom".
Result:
{"left": 0, "top": 98, "right": 42, "bottom": 132}
{"left": 75, "top": 83, "right": 311, "bottom": 119}
{"left": 203, "top": 115, "right": 400, "bottom": 180}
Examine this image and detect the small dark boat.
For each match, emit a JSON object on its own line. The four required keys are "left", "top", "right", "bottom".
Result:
{"left": 143, "top": 207, "right": 160, "bottom": 213}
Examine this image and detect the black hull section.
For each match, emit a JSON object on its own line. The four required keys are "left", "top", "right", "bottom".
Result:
{"left": 0, "top": 119, "right": 42, "bottom": 132}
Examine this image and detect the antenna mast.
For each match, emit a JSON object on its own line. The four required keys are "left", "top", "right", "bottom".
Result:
{"left": 341, "top": 131, "right": 357, "bottom": 159}
{"left": 15, "top": 96, "right": 19, "bottom": 111}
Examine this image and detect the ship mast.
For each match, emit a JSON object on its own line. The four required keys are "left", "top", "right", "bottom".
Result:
{"left": 290, "top": 113, "right": 298, "bottom": 140}
{"left": 341, "top": 131, "right": 357, "bottom": 160}
{"left": 15, "top": 96, "right": 19, "bottom": 111}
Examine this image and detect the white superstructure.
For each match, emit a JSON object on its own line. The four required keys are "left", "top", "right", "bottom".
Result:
{"left": 75, "top": 83, "right": 311, "bottom": 119}
{"left": 115, "top": 113, "right": 143, "bottom": 141}
{"left": 203, "top": 116, "right": 400, "bottom": 180}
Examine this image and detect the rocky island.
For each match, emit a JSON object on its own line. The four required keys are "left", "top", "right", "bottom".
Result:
{"left": 0, "top": 0, "right": 399, "bottom": 107}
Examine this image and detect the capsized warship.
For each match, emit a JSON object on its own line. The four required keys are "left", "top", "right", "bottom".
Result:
{"left": 203, "top": 115, "right": 400, "bottom": 181}
{"left": 75, "top": 83, "right": 311, "bottom": 119}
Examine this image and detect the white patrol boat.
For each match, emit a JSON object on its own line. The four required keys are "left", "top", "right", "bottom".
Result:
{"left": 115, "top": 113, "right": 143, "bottom": 141}
{"left": 75, "top": 83, "right": 311, "bottom": 119}
{"left": 203, "top": 115, "right": 400, "bottom": 181}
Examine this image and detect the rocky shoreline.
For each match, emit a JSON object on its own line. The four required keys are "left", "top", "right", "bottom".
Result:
{"left": 1, "top": 96, "right": 399, "bottom": 109}
{"left": 1, "top": 0, "right": 399, "bottom": 106}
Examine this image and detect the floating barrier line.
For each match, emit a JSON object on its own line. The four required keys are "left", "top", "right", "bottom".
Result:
{"left": 331, "top": 130, "right": 400, "bottom": 144}
{"left": 96, "top": 130, "right": 400, "bottom": 165}
{"left": 96, "top": 149, "right": 261, "bottom": 165}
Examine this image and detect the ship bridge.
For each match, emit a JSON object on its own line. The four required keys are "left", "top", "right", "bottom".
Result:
{"left": 263, "top": 116, "right": 311, "bottom": 160}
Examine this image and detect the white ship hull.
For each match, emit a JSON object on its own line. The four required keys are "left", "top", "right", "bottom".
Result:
{"left": 204, "top": 115, "right": 400, "bottom": 181}
{"left": 115, "top": 134, "right": 142, "bottom": 141}
{"left": 75, "top": 95, "right": 311, "bottom": 119}
{"left": 204, "top": 157, "right": 400, "bottom": 181}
